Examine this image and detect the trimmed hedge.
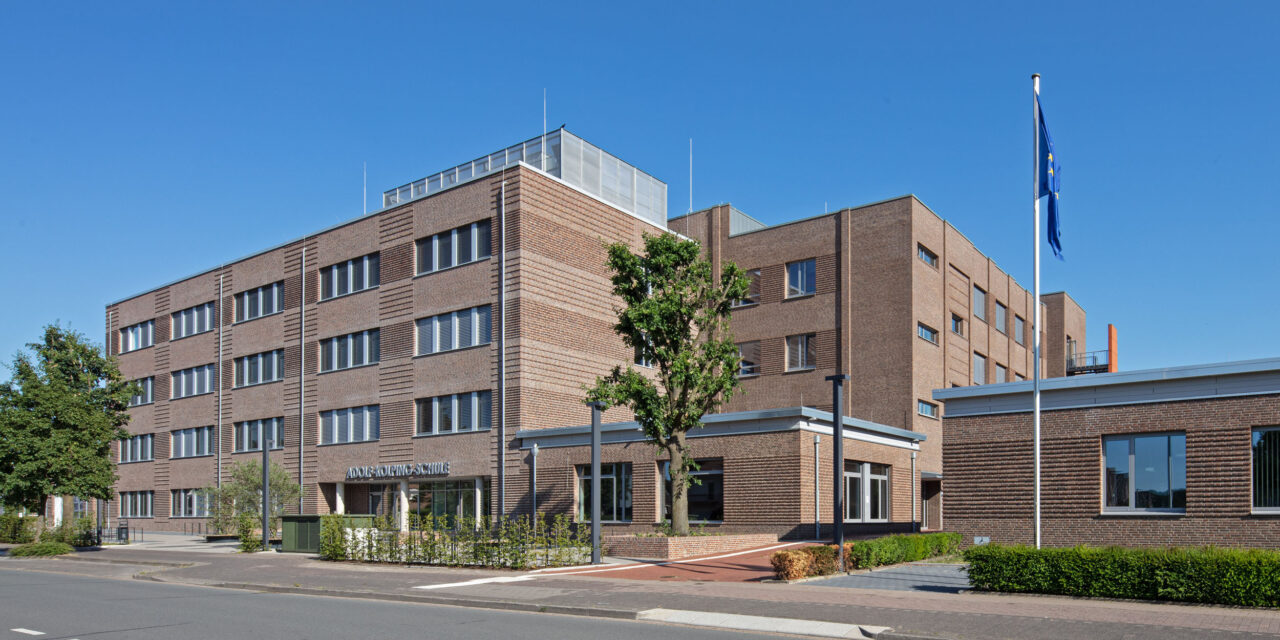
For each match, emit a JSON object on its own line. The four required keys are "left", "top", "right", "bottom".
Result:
{"left": 9, "top": 541, "right": 74, "bottom": 557}
{"left": 964, "top": 544, "right": 1280, "bottom": 608}
{"left": 770, "top": 532, "right": 962, "bottom": 580}
{"left": 0, "top": 514, "right": 36, "bottom": 544}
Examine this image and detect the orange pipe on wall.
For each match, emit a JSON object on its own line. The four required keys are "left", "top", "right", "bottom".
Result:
{"left": 1108, "top": 324, "right": 1118, "bottom": 373}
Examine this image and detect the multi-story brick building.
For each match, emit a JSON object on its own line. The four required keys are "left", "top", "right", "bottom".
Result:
{"left": 935, "top": 358, "right": 1280, "bottom": 548}
{"left": 103, "top": 128, "right": 1083, "bottom": 539}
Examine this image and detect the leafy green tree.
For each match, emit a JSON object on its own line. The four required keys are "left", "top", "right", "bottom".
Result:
{"left": 206, "top": 460, "right": 300, "bottom": 538}
{"left": 0, "top": 326, "right": 134, "bottom": 532}
{"left": 587, "top": 233, "right": 750, "bottom": 535}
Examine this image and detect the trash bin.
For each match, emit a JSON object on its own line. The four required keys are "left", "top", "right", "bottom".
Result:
{"left": 117, "top": 520, "right": 129, "bottom": 543}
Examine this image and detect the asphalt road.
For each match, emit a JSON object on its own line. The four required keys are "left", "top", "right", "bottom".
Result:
{"left": 0, "top": 567, "right": 786, "bottom": 640}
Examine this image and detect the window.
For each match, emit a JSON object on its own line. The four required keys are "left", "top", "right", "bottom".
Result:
{"left": 320, "top": 330, "right": 380, "bottom": 372}
{"left": 321, "top": 252, "right": 380, "bottom": 300}
{"left": 1016, "top": 373, "right": 1026, "bottom": 381}
{"left": 1015, "top": 315, "right": 1026, "bottom": 345}
{"left": 172, "top": 302, "right": 215, "bottom": 340}
{"left": 634, "top": 334, "right": 654, "bottom": 368}
{"left": 1103, "top": 433, "right": 1186, "bottom": 512}
{"left": 416, "top": 220, "right": 493, "bottom": 274}
{"left": 662, "top": 459, "right": 723, "bottom": 522}
{"left": 1253, "top": 427, "right": 1280, "bottom": 512}
{"left": 235, "top": 349, "right": 284, "bottom": 387}
{"left": 995, "top": 302, "right": 1007, "bottom": 334}
{"left": 416, "top": 306, "right": 491, "bottom": 355}
{"left": 172, "top": 426, "right": 214, "bottom": 459}
{"left": 320, "top": 405, "right": 380, "bottom": 445}
{"left": 415, "top": 392, "right": 492, "bottom": 435}
{"left": 786, "top": 333, "right": 817, "bottom": 371}
{"left": 951, "top": 314, "right": 964, "bottom": 336}
{"left": 973, "top": 352, "right": 987, "bottom": 384}
{"left": 73, "top": 497, "right": 89, "bottom": 518}
{"left": 917, "top": 400, "right": 939, "bottom": 419}
{"left": 119, "top": 491, "right": 153, "bottom": 518}
{"left": 786, "top": 259, "right": 816, "bottom": 297}
{"left": 917, "top": 244, "right": 938, "bottom": 267}
{"left": 171, "top": 489, "right": 209, "bottom": 518}
{"left": 732, "top": 269, "right": 762, "bottom": 307}
{"left": 737, "top": 341, "right": 761, "bottom": 376}
{"left": 129, "top": 377, "right": 154, "bottom": 406}
{"left": 577, "top": 463, "right": 633, "bottom": 522}
{"left": 171, "top": 364, "right": 215, "bottom": 399}
{"left": 235, "top": 281, "right": 284, "bottom": 322}
{"left": 844, "top": 461, "right": 890, "bottom": 522}
{"left": 120, "top": 434, "right": 154, "bottom": 463}
{"left": 234, "top": 418, "right": 284, "bottom": 452}
{"left": 917, "top": 323, "right": 938, "bottom": 344}
{"left": 408, "top": 478, "right": 491, "bottom": 527}
{"left": 995, "top": 363, "right": 1007, "bottom": 383}
{"left": 973, "top": 286, "right": 987, "bottom": 322}
{"left": 120, "top": 320, "right": 154, "bottom": 353}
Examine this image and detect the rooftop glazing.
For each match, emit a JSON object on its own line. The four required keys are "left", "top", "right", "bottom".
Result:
{"left": 383, "top": 128, "right": 668, "bottom": 229}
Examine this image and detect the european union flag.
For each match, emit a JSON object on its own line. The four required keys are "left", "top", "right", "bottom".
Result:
{"left": 1038, "top": 97, "right": 1063, "bottom": 260}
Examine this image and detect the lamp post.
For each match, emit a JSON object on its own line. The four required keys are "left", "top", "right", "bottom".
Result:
{"left": 531, "top": 443, "right": 539, "bottom": 521}
{"left": 588, "top": 401, "right": 605, "bottom": 564}
{"left": 827, "top": 374, "right": 849, "bottom": 572}
{"left": 261, "top": 431, "right": 270, "bottom": 552}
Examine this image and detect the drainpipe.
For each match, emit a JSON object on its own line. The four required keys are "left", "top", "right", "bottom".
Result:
{"left": 911, "top": 451, "right": 918, "bottom": 533}
{"left": 813, "top": 434, "right": 820, "bottom": 540}
{"left": 299, "top": 246, "right": 306, "bottom": 512}
{"left": 217, "top": 274, "right": 224, "bottom": 488}
{"left": 498, "top": 180, "right": 507, "bottom": 520}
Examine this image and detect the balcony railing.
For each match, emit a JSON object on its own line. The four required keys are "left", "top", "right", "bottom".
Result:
{"left": 1066, "top": 349, "right": 1110, "bottom": 375}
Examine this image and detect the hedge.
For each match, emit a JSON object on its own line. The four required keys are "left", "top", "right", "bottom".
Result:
{"left": 0, "top": 514, "right": 36, "bottom": 544}
{"left": 9, "top": 541, "right": 74, "bottom": 557}
{"left": 770, "top": 532, "right": 962, "bottom": 580}
{"left": 964, "top": 544, "right": 1280, "bottom": 608}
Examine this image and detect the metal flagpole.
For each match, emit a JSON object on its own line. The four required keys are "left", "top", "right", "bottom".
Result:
{"left": 1031, "top": 73, "right": 1042, "bottom": 550}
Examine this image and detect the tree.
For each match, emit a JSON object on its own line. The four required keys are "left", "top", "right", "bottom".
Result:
{"left": 0, "top": 325, "right": 134, "bottom": 532}
{"left": 587, "top": 232, "right": 750, "bottom": 535}
{"left": 206, "top": 460, "right": 300, "bottom": 537}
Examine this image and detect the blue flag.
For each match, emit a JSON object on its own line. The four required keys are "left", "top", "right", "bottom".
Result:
{"left": 1037, "top": 97, "right": 1063, "bottom": 259}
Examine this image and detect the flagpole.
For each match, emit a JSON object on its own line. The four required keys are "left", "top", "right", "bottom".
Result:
{"left": 1031, "top": 73, "right": 1042, "bottom": 550}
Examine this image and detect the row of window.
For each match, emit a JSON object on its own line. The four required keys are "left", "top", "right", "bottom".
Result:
{"left": 236, "top": 350, "right": 284, "bottom": 387}
{"left": 321, "top": 252, "right": 380, "bottom": 300}
{"left": 173, "top": 302, "right": 215, "bottom": 340}
{"left": 120, "top": 434, "right": 153, "bottom": 463}
{"left": 234, "top": 418, "right": 284, "bottom": 453}
{"left": 724, "top": 334, "right": 815, "bottom": 377}
{"left": 416, "top": 220, "right": 493, "bottom": 275}
{"left": 320, "top": 329, "right": 380, "bottom": 372}
{"left": 172, "top": 426, "right": 214, "bottom": 459}
{"left": 115, "top": 490, "right": 209, "bottom": 518}
{"left": 728, "top": 260, "right": 815, "bottom": 308}
{"left": 918, "top": 242, "right": 1030, "bottom": 346}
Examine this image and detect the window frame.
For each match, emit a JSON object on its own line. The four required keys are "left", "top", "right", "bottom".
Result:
{"left": 319, "top": 405, "right": 381, "bottom": 445}
{"left": 119, "top": 434, "right": 154, "bottom": 463}
{"left": 171, "top": 302, "right": 216, "bottom": 341}
{"left": 234, "top": 281, "right": 285, "bottom": 324}
{"left": 994, "top": 302, "right": 1007, "bottom": 334}
{"left": 576, "top": 462, "right": 633, "bottom": 523}
{"left": 170, "top": 488, "right": 210, "bottom": 518}
{"left": 917, "top": 243, "right": 938, "bottom": 268}
{"left": 1014, "top": 315, "right": 1026, "bottom": 345}
{"left": 951, "top": 314, "right": 964, "bottom": 337}
{"left": 917, "top": 400, "right": 939, "bottom": 419}
{"left": 415, "top": 391, "right": 492, "bottom": 436}
{"left": 120, "top": 320, "right": 155, "bottom": 353}
{"left": 320, "top": 252, "right": 381, "bottom": 301}
{"left": 660, "top": 459, "right": 724, "bottom": 523}
{"left": 235, "top": 349, "right": 285, "bottom": 388}
{"left": 736, "top": 341, "right": 761, "bottom": 377}
{"left": 1253, "top": 426, "right": 1280, "bottom": 514}
{"left": 785, "top": 333, "right": 817, "bottom": 371}
{"left": 973, "top": 286, "right": 987, "bottom": 322}
{"left": 415, "top": 306, "right": 491, "bottom": 356}
{"left": 129, "top": 377, "right": 154, "bottom": 407}
{"left": 917, "top": 323, "right": 939, "bottom": 345}
{"left": 319, "top": 329, "right": 380, "bottom": 373}
{"left": 973, "top": 352, "right": 987, "bottom": 384}
{"left": 1102, "top": 432, "right": 1187, "bottom": 514}
{"left": 731, "top": 269, "right": 762, "bottom": 308}
{"left": 233, "top": 417, "right": 285, "bottom": 453}
{"left": 844, "top": 461, "right": 890, "bottom": 523}
{"left": 415, "top": 220, "right": 493, "bottom": 276}
{"left": 119, "top": 491, "right": 154, "bottom": 518}
{"left": 171, "top": 426, "right": 214, "bottom": 459}
{"left": 785, "top": 259, "right": 817, "bottom": 298}
{"left": 171, "top": 364, "right": 215, "bottom": 399}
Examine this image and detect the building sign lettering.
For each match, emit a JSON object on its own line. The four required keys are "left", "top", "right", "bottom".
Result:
{"left": 346, "top": 462, "right": 450, "bottom": 480}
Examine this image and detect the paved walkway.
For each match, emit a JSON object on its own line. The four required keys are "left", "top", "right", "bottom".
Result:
{"left": 1, "top": 546, "right": 1277, "bottom": 640}
{"left": 812, "top": 564, "right": 970, "bottom": 594}
{"left": 543, "top": 542, "right": 803, "bottom": 582}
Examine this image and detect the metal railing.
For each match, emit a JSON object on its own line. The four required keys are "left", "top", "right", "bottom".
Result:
{"left": 1066, "top": 349, "right": 1110, "bottom": 374}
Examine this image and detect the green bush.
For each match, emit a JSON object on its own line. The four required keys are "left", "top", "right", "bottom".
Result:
{"left": 9, "top": 541, "right": 74, "bottom": 557}
{"left": 769, "top": 532, "right": 961, "bottom": 580}
{"left": 319, "top": 514, "right": 347, "bottom": 561}
{"left": 237, "top": 513, "right": 262, "bottom": 552}
{"left": 964, "top": 544, "right": 1280, "bottom": 608}
{"left": 0, "top": 514, "right": 36, "bottom": 544}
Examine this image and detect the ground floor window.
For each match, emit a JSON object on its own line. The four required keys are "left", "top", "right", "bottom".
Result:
{"left": 577, "top": 463, "right": 632, "bottom": 522}
{"left": 1255, "top": 426, "right": 1280, "bottom": 512}
{"left": 844, "top": 461, "right": 890, "bottom": 522}
{"left": 73, "top": 497, "right": 90, "bottom": 518}
{"left": 406, "top": 478, "right": 490, "bottom": 527}
{"left": 662, "top": 459, "right": 724, "bottom": 522}
{"left": 120, "top": 491, "right": 153, "bottom": 518}
{"left": 170, "top": 489, "right": 209, "bottom": 518}
{"left": 1103, "top": 432, "right": 1186, "bottom": 512}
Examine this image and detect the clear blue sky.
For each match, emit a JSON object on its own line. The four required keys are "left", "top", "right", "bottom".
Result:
{"left": 1, "top": 2, "right": 1276, "bottom": 373}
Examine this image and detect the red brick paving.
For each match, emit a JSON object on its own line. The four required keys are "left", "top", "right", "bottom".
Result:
{"left": 539, "top": 542, "right": 804, "bottom": 582}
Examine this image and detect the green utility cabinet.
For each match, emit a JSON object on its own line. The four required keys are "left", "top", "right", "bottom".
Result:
{"left": 281, "top": 515, "right": 321, "bottom": 553}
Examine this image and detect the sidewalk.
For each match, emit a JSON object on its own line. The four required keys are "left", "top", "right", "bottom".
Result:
{"left": 2, "top": 546, "right": 1278, "bottom": 640}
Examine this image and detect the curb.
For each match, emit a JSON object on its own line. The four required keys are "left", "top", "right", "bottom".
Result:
{"left": 57, "top": 555, "right": 196, "bottom": 569}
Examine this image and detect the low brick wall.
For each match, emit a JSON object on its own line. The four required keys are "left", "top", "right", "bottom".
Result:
{"left": 603, "top": 533, "right": 778, "bottom": 560}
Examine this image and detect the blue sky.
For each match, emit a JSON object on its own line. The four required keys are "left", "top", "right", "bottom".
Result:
{"left": 1, "top": 2, "right": 1276, "bottom": 373}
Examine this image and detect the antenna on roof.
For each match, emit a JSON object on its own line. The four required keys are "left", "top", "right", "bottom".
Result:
{"left": 363, "top": 162, "right": 367, "bottom": 215}
{"left": 542, "top": 89, "right": 547, "bottom": 169}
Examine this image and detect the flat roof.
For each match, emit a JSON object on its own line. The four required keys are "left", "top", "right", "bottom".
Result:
{"left": 934, "top": 356, "right": 1280, "bottom": 417}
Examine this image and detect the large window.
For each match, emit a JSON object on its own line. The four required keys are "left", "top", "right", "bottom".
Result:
{"left": 844, "top": 461, "right": 890, "bottom": 522}
{"left": 973, "top": 286, "right": 987, "bottom": 322}
{"left": 234, "top": 418, "right": 284, "bottom": 453}
{"left": 320, "top": 405, "right": 380, "bottom": 445}
{"left": 408, "top": 478, "right": 491, "bottom": 527}
{"left": 320, "top": 330, "right": 380, "bottom": 372}
{"left": 995, "top": 302, "right": 1007, "bottom": 334}
{"left": 737, "top": 341, "right": 761, "bottom": 376}
{"left": 172, "top": 302, "right": 215, "bottom": 340}
{"left": 416, "top": 391, "right": 492, "bottom": 435}
{"left": 577, "top": 463, "right": 633, "bottom": 522}
{"left": 172, "top": 364, "right": 215, "bottom": 399}
{"left": 321, "top": 252, "right": 380, "bottom": 300}
{"left": 171, "top": 489, "right": 209, "bottom": 518}
{"left": 732, "top": 269, "right": 761, "bottom": 307}
{"left": 416, "top": 220, "right": 492, "bottom": 274}
{"left": 1103, "top": 433, "right": 1186, "bottom": 512}
{"left": 1015, "top": 315, "right": 1026, "bottom": 345}
{"left": 416, "top": 306, "right": 491, "bottom": 355}
{"left": 120, "top": 491, "right": 153, "bottom": 518}
{"left": 235, "top": 281, "right": 284, "bottom": 323}
{"left": 662, "top": 459, "right": 723, "bottom": 522}
{"left": 120, "top": 320, "right": 154, "bottom": 353}
{"left": 120, "top": 434, "right": 154, "bottom": 463}
{"left": 1253, "top": 426, "right": 1280, "bottom": 512}
{"left": 129, "top": 377, "right": 154, "bottom": 406}
{"left": 786, "top": 333, "right": 817, "bottom": 371}
{"left": 973, "top": 353, "right": 986, "bottom": 384}
{"left": 786, "top": 259, "right": 816, "bottom": 298}
{"left": 172, "top": 426, "right": 213, "bottom": 459}
{"left": 235, "top": 349, "right": 284, "bottom": 387}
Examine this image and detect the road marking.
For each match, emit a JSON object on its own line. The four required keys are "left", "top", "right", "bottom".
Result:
{"left": 636, "top": 609, "right": 890, "bottom": 639}
{"left": 10, "top": 630, "right": 45, "bottom": 636}
{"left": 539, "top": 542, "right": 805, "bottom": 576}
{"left": 413, "top": 576, "right": 534, "bottom": 590}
